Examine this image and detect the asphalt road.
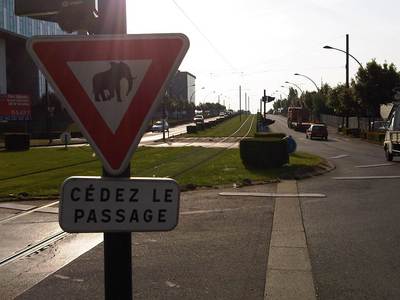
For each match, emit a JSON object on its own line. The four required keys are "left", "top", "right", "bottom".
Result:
{"left": 4, "top": 114, "right": 400, "bottom": 299}
{"left": 16, "top": 185, "right": 275, "bottom": 300}
{"left": 269, "top": 115, "right": 400, "bottom": 299}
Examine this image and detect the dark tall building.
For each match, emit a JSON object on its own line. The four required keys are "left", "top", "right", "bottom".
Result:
{"left": 0, "top": 0, "right": 64, "bottom": 103}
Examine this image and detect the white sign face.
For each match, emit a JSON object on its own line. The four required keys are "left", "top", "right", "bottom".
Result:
{"left": 60, "top": 176, "right": 180, "bottom": 233}
{"left": 67, "top": 59, "right": 152, "bottom": 133}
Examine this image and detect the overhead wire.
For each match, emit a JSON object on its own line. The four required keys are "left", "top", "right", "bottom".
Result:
{"left": 170, "top": 0, "right": 237, "bottom": 72}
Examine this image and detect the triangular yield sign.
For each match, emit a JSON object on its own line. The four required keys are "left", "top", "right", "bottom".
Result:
{"left": 27, "top": 34, "right": 189, "bottom": 175}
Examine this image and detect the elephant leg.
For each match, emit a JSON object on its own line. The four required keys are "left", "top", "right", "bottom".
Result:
{"left": 95, "top": 93, "right": 101, "bottom": 102}
{"left": 101, "top": 90, "right": 108, "bottom": 101}
{"left": 109, "top": 89, "right": 115, "bottom": 101}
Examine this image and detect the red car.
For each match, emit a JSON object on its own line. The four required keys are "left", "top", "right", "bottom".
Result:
{"left": 306, "top": 124, "right": 328, "bottom": 140}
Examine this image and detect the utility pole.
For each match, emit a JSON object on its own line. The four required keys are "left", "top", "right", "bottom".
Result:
{"left": 263, "top": 89, "right": 267, "bottom": 118}
{"left": 346, "top": 34, "right": 349, "bottom": 89}
{"left": 96, "top": 2, "right": 132, "bottom": 300}
{"left": 345, "top": 33, "right": 349, "bottom": 128}
{"left": 245, "top": 92, "right": 247, "bottom": 112}
{"left": 239, "top": 85, "right": 242, "bottom": 121}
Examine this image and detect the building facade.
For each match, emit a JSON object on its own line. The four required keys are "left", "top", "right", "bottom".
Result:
{"left": 167, "top": 71, "right": 196, "bottom": 104}
{"left": 0, "top": 0, "right": 64, "bottom": 101}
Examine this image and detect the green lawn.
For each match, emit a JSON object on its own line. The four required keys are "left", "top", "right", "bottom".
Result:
{"left": 185, "top": 114, "right": 256, "bottom": 137}
{"left": 0, "top": 146, "right": 322, "bottom": 198}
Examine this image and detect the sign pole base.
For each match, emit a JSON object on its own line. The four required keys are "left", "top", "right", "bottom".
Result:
{"left": 104, "top": 232, "right": 132, "bottom": 300}
{"left": 103, "top": 165, "right": 132, "bottom": 300}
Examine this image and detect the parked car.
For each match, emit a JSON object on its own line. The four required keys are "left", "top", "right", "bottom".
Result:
{"left": 151, "top": 120, "right": 169, "bottom": 132}
{"left": 193, "top": 115, "right": 204, "bottom": 124}
{"left": 306, "top": 124, "right": 328, "bottom": 140}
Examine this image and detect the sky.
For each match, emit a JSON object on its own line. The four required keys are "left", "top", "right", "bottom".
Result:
{"left": 126, "top": 0, "right": 400, "bottom": 112}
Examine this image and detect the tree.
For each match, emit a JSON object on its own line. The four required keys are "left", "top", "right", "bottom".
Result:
{"left": 287, "top": 87, "right": 300, "bottom": 106}
{"left": 300, "top": 84, "right": 332, "bottom": 121}
{"left": 328, "top": 84, "right": 359, "bottom": 127}
{"left": 354, "top": 59, "right": 400, "bottom": 118}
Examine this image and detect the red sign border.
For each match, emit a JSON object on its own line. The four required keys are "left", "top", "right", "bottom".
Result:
{"left": 27, "top": 34, "right": 189, "bottom": 175}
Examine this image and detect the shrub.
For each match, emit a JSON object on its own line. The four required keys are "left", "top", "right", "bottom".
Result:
{"left": 240, "top": 137, "right": 289, "bottom": 168}
{"left": 4, "top": 133, "right": 30, "bottom": 151}
{"left": 186, "top": 125, "right": 197, "bottom": 134}
{"left": 343, "top": 128, "right": 361, "bottom": 137}
{"left": 366, "top": 131, "right": 385, "bottom": 143}
{"left": 196, "top": 123, "right": 205, "bottom": 131}
{"left": 254, "top": 132, "right": 286, "bottom": 139}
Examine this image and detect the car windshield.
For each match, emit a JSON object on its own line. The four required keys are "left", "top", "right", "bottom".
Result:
{"left": 4, "top": 2, "right": 400, "bottom": 300}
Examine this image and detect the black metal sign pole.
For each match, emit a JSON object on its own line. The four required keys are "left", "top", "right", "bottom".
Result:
{"left": 95, "top": 1, "right": 133, "bottom": 299}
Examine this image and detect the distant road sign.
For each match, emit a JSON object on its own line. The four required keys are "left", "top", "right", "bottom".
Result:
{"left": 27, "top": 34, "right": 189, "bottom": 175}
{"left": 60, "top": 131, "right": 71, "bottom": 144}
{"left": 60, "top": 176, "right": 180, "bottom": 233}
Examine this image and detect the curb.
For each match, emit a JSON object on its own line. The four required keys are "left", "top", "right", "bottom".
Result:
{"left": 279, "top": 158, "right": 335, "bottom": 180}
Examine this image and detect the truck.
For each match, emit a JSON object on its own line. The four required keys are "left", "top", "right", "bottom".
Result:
{"left": 287, "top": 106, "right": 310, "bottom": 131}
{"left": 382, "top": 102, "right": 400, "bottom": 161}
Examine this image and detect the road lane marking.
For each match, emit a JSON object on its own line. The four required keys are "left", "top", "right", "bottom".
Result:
{"left": 333, "top": 175, "right": 400, "bottom": 180}
{"left": 329, "top": 154, "right": 349, "bottom": 159}
{"left": 0, "top": 203, "right": 36, "bottom": 211}
{"left": 0, "top": 201, "right": 59, "bottom": 225}
{"left": 180, "top": 205, "right": 270, "bottom": 216}
{"left": 37, "top": 207, "right": 59, "bottom": 214}
{"left": 219, "top": 192, "right": 326, "bottom": 198}
{"left": 355, "top": 163, "right": 394, "bottom": 168}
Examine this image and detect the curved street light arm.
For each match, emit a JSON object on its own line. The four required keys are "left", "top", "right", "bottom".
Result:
{"left": 294, "top": 73, "right": 319, "bottom": 91}
{"left": 323, "top": 46, "right": 364, "bottom": 69}
{"left": 284, "top": 81, "right": 303, "bottom": 94}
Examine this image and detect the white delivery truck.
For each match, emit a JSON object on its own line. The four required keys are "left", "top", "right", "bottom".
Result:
{"left": 382, "top": 101, "right": 400, "bottom": 161}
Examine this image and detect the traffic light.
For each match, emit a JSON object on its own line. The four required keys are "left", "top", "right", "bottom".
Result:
{"left": 15, "top": 0, "right": 98, "bottom": 33}
{"left": 267, "top": 96, "right": 275, "bottom": 102}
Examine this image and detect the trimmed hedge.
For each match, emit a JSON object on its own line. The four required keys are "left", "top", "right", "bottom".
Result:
{"left": 240, "top": 137, "right": 289, "bottom": 168}
{"left": 254, "top": 132, "right": 286, "bottom": 139}
{"left": 186, "top": 125, "right": 197, "bottom": 134}
{"left": 343, "top": 128, "right": 361, "bottom": 137}
{"left": 4, "top": 133, "right": 30, "bottom": 151}
{"left": 196, "top": 124, "right": 205, "bottom": 131}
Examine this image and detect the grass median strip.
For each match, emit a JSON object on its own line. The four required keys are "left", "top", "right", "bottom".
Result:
{"left": 185, "top": 115, "right": 256, "bottom": 137}
{"left": 0, "top": 146, "right": 322, "bottom": 198}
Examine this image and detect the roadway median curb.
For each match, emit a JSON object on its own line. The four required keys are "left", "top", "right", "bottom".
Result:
{"left": 279, "top": 158, "right": 335, "bottom": 181}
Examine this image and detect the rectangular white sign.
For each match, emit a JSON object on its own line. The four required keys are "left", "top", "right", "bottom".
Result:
{"left": 60, "top": 176, "right": 180, "bottom": 233}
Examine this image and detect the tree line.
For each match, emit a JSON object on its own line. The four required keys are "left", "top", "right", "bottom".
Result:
{"left": 273, "top": 59, "right": 400, "bottom": 126}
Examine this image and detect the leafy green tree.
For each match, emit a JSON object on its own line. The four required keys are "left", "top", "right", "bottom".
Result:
{"left": 287, "top": 87, "right": 300, "bottom": 106}
{"left": 354, "top": 59, "right": 400, "bottom": 117}
{"left": 328, "top": 84, "right": 359, "bottom": 127}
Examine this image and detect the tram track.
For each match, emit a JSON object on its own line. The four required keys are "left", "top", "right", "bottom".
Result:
{"left": 0, "top": 115, "right": 256, "bottom": 268}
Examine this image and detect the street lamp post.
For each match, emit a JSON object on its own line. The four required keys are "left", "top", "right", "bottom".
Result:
{"left": 323, "top": 34, "right": 363, "bottom": 128}
{"left": 294, "top": 73, "right": 319, "bottom": 91}
{"left": 284, "top": 81, "right": 303, "bottom": 94}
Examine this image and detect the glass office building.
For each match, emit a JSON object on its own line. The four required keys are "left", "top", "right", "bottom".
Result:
{"left": 0, "top": 0, "right": 64, "bottom": 102}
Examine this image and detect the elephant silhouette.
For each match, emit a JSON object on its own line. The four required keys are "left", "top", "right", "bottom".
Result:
{"left": 92, "top": 62, "right": 136, "bottom": 102}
